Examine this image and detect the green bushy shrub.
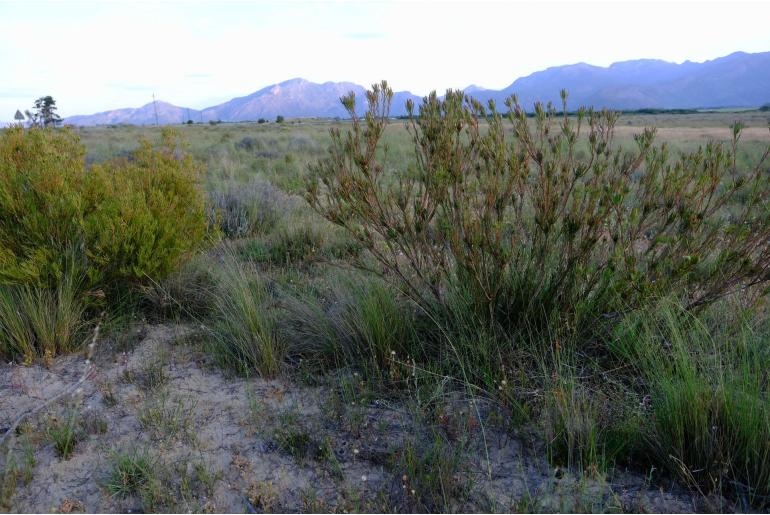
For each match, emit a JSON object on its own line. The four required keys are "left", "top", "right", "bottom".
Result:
{"left": 0, "top": 128, "right": 86, "bottom": 286}
{"left": 307, "top": 82, "right": 770, "bottom": 334}
{"left": 0, "top": 127, "right": 208, "bottom": 296}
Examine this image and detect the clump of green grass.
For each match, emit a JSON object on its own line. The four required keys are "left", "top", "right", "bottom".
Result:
{"left": 611, "top": 299, "right": 770, "bottom": 507}
{"left": 268, "top": 224, "right": 323, "bottom": 265}
{"left": 0, "top": 457, "right": 19, "bottom": 511}
{"left": 282, "top": 273, "right": 416, "bottom": 382}
{"left": 19, "top": 435, "right": 36, "bottom": 486}
{"left": 276, "top": 429, "right": 313, "bottom": 460}
{"left": 125, "top": 352, "right": 169, "bottom": 392}
{"left": 0, "top": 272, "right": 84, "bottom": 364}
{"left": 271, "top": 409, "right": 314, "bottom": 461}
{"left": 177, "top": 460, "right": 220, "bottom": 510}
{"left": 389, "top": 433, "right": 470, "bottom": 512}
{"left": 542, "top": 366, "right": 607, "bottom": 477}
{"left": 105, "top": 449, "right": 163, "bottom": 507}
{"left": 46, "top": 411, "right": 82, "bottom": 460}
{"left": 105, "top": 449, "right": 219, "bottom": 512}
{"left": 140, "top": 253, "right": 217, "bottom": 321}
{"left": 0, "top": 286, "right": 35, "bottom": 364}
{"left": 207, "top": 256, "right": 283, "bottom": 377}
{"left": 137, "top": 393, "right": 194, "bottom": 442}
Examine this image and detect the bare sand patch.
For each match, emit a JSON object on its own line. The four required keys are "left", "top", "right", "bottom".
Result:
{"left": 1, "top": 324, "right": 716, "bottom": 512}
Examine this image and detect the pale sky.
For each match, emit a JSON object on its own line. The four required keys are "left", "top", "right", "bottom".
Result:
{"left": 1, "top": 0, "right": 769, "bottom": 121}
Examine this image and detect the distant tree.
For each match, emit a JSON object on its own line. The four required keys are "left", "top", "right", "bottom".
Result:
{"left": 24, "top": 109, "right": 38, "bottom": 127}
{"left": 760, "top": 103, "right": 770, "bottom": 112}
{"left": 276, "top": 115, "right": 285, "bottom": 123}
{"left": 257, "top": 118, "right": 267, "bottom": 124}
{"left": 31, "top": 96, "right": 62, "bottom": 127}
{"left": 186, "top": 119, "right": 194, "bottom": 124}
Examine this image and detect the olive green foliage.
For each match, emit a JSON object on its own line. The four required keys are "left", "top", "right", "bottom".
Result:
{"left": 0, "top": 128, "right": 86, "bottom": 286}
{"left": 81, "top": 131, "right": 208, "bottom": 291}
{"left": 307, "top": 82, "right": 770, "bottom": 332}
{"left": 0, "top": 127, "right": 208, "bottom": 296}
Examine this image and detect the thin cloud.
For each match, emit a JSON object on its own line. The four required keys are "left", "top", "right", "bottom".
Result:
{"left": 345, "top": 32, "right": 386, "bottom": 40}
{"left": 105, "top": 83, "right": 156, "bottom": 92}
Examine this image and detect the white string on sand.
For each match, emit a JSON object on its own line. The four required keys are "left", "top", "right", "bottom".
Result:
{"left": 0, "top": 313, "right": 104, "bottom": 447}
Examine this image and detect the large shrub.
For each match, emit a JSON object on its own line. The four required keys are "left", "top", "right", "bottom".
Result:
{"left": 0, "top": 127, "right": 208, "bottom": 296}
{"left": 0, "top": 128, "right": 85, "bottom": 285}
{"left": 307, "top": 82, "right": 770, "bottom": 332}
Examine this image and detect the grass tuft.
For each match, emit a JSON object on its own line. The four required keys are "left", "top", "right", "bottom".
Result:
{"left": 611, "top": 299, "right": 770, "bottom": 506}
{"left": 208, "top": 255, "right": 283, "bottom": 377}
{"left": 0, "top": 272, "right": 84, "bottom": 364}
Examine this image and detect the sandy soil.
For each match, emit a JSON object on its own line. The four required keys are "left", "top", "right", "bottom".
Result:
{"left": 0, "top": 324, "right": 719, "bottom": 513}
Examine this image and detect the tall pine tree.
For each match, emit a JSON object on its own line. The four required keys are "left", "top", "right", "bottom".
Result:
{"left": 32, "top": 96, "right": 62, "bottom": 127}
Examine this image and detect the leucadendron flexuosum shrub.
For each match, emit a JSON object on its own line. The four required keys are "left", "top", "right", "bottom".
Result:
{"left": 307, "top": 81, "right": 770, "bottom": 332}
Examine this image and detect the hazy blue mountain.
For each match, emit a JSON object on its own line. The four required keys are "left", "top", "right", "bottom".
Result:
{"left": 200, "top": 78, "right": 365, "bottom": 121}
{"left": 201, "top": 78, "right": 421, "bottom": 120}
{"left": 64, "top": 101, "right": 200, "bottom": 126}
{"left": 63, "top": 51, "right": 770, "bottom": 125}
{"left": 471, "top": 51, "right": 770, "bottom": 110}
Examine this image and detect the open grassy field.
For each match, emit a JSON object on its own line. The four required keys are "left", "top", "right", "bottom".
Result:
{"left": 2, "top": 105, "right": 770, "bottom": 513}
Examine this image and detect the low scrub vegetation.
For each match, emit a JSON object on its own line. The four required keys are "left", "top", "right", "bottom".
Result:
{"left": 4, "top": 86, "right": 770, "bottom": 511}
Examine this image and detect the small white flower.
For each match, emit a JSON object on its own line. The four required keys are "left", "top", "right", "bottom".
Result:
{"left": 361, "top": 475, "right": 367, "bottom": 482}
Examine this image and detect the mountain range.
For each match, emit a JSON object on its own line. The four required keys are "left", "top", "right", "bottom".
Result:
{"left": 64, "top": 51, "right": 770, "bottom": 126}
